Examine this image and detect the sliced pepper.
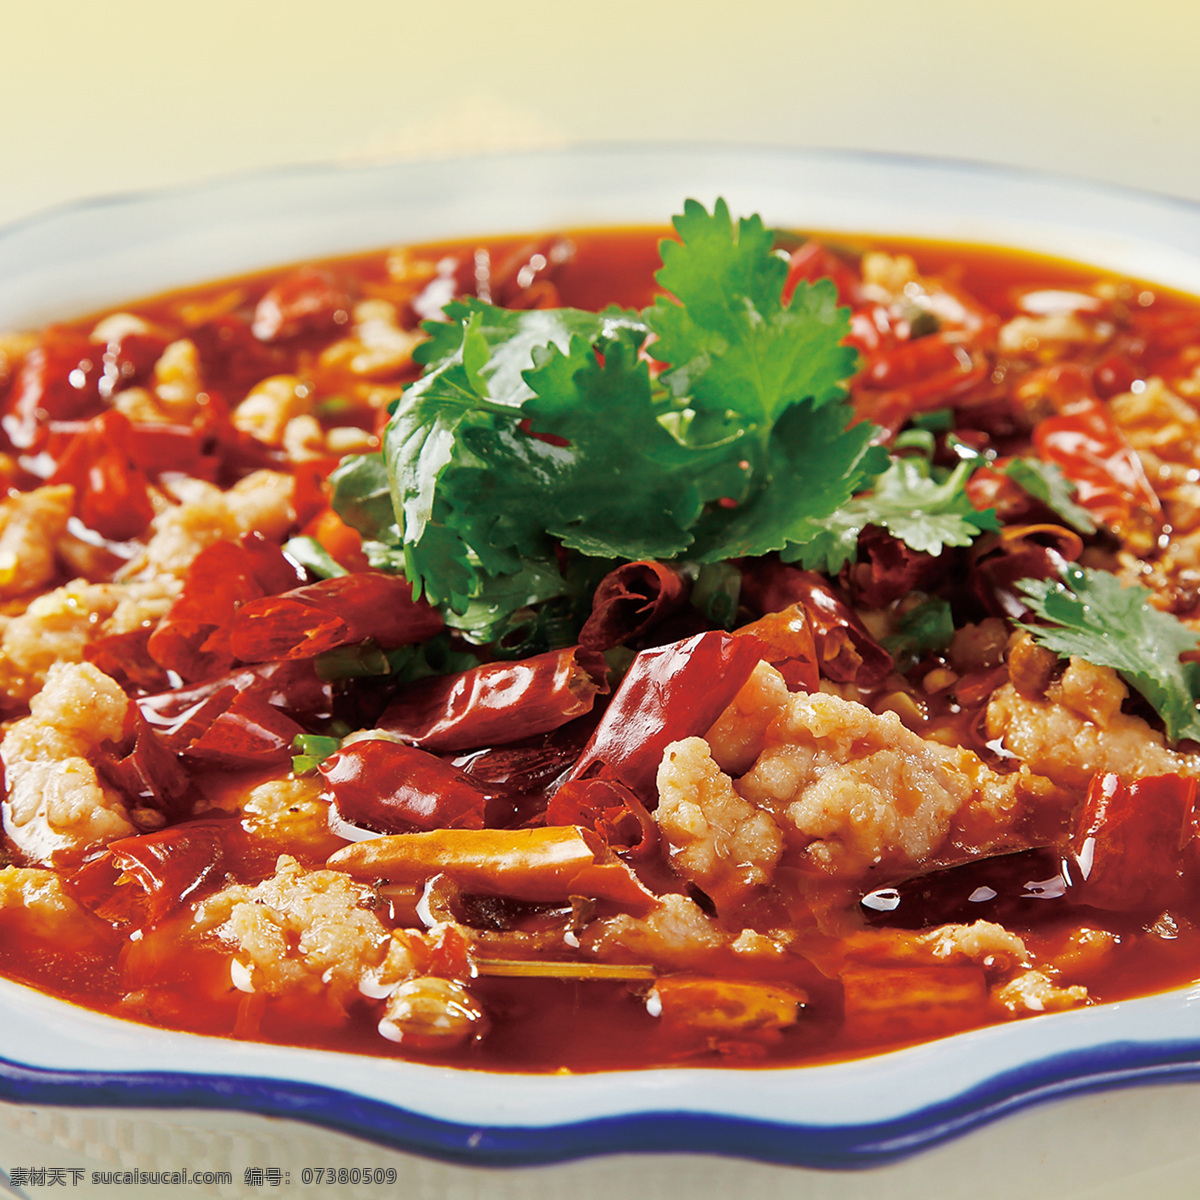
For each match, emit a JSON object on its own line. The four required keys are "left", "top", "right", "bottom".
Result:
{"left": 377, "top": 646, "right": 608, "bottom": 753}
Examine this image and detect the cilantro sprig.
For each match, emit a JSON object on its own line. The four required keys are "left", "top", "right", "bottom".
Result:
{"left": 332, "top": 199, "right": 995, "bottom": 641}
{"left": 796, "top": 455, "right": 999, "bottom": 574}
{"left": 1002, "top": 457, "right": 1097, "bottom": 535}
{"left": 1017, "top": 563, "right": 1200, "bottom": 744}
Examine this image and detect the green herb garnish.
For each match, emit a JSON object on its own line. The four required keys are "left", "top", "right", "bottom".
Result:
{"left": 283, "top": 535, "right": 350, "bottom": 580}
{"left": 882, "top": 596, "right": 956, "bottom": 667}
{"left": 291, "top": 733, "right": 342, "bottom": 775}
{"left": 333, "top": 199, "right": 999, "bottom": 639}
{"left": 1017, "top": 563, "right": 1200, "bottom": 744}
{"left": 797, "top": 455, "right": 999, "bottom": 573}
{"left": 1003, "top": 457, "right": 1098, "bottom": 535}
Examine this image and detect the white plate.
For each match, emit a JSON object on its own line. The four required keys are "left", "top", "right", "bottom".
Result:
{"left": 3, "top": 146, "right": 1200, "bottom": 1199}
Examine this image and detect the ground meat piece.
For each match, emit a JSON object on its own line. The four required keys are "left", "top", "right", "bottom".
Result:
{"left": 0, "top": 485, "right": 73, "bottom": 599}
{"left": 1, "top": 661, "right": 134, "bottom": 865}
{"left": 1110, "top": 377, "right": 1200, "bottom": 476}
{"left": 195, "top": 854, "right": 390, "bottom": 1006}
{"left": 842, "top": 920, "right": 1030, "bottom": 976}
{"left": 127, "top": 470, "right": 295, "bottom": 578}
{"left": 656, "top": 736, "right": 785, "bottom": 912}
{"left": 317, "top": 299, "right": 421, "bottom": 379}
{"left": 0, "top": 865, "right": 111, "bottom": 948}
{"left": 231, "top": 777, "right": 339, "bottom": 853}
{"left": 232, "top": 375, "right": 312, "bottom": 446}
{"left": 581, "top": 893, "right": 728, "bottom": 972}
{"left": 1006, "top": 630, "right": 1059, "bottom": 700}
{"left": 0, "top": 577, "right": 177, "bottom": 704}
{"left": 986, "top": 659, "right": 1196, "bottom": 791}
{"left": 205, "top": 775, "right": 337, "bottom": 854}
{"left": 991, "top": 969, "right": 1089, "bottom": 1016}
{"left": 704, "top": 661, "right": 790, "bottom": 776}
{"left": 735, "top": 691, "right": 1029, "bottom": 878}
{"left": 151, "top": 338, "right": 204, "bottom": 420}
{"left": 997, "top": 312, "right": 1098, "bottom": 353}
{"left": 860, "top": 252, "right": 920, "bottom": 300}
{"left": 1048, "top": 926, "right": 1120, "bottom": 978}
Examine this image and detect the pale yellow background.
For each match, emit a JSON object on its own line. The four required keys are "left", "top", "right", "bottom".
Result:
{"left": 2, "top": 0, "right": 1196, "bottom": 226}
{"left": 1, "top": 2, "right": 1199, "bottom": 1195}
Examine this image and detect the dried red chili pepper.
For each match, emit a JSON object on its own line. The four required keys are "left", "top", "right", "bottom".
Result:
{"left": 97, "top": 712, "right": 192, "bottom": 819}
{"left": 3, "top": 327, "right": 105, "bottom": 450}
{"left": 968, "top": 524, "right": 1084, "bottom": 620}
{"left": 562, "top": 629, "right": 768, "bottom": 806}
{"left": 188, "top": 315, "right": 287, "bottom": 393}
{"left": 138, "top": 660, "right": 334, "bottom": 759}
{"left": 321, "top": 738, "right": 489, "bottom": 834}
{"left": 148, "top": 533, "right": 306, "bottom": 680}
{"left": 67, "top": 823, "right": 227, "bottom": 930}
{"left": 732, "top": 603, "right": 820, "bottom": 692}
{"left": 1031, "top": 364, "right": 1160, "bottom": 536}
{"left": 545, "top": 766, "right": 659, "bottom": 858}
{"left": 189, "top": 387, "right": 288, "bottom": 483}
{"left": 490, "top": 237, "right": 575, "bottom": 310}
{"left": 228, "top": 571, "right": 444, "bottom": 663}
{"left": 185, "top": 691, "right": 306, "bottom": 766}
{"left": 1070, "top": 772, "right": 1197, "bottom": 912}
{"left": 781, "top": 241, "right": 862, "bottom": 308}
{"left": 97, "top": 330, "right": 169, "bottom": 398}
{"left": 578, "top": 560, "right": 689, "bottom": 652}
{"left": 844, "top": 525, "right": 947, "bottom": 609}
{"left": 740, "top": 562, "right": 892, "bottom": 687}
{"left": 860, "top": 846, "right": 1072, "bottom": 931}
{"left": 378, "top": 646, "right": 609, "bottom": 753}
{"left": 854, "top": 333, "right": 989, "bottom": 434}
{"left": 251, "top": 267, "right": 350, "bottom": 342}
{"left": 964, "top": 464, "right": 1047, "bottom": 525}
{"left": 47, "top": 410, "right": 157, "bottom": 541}
{"left": 85, "top": 626, "right": 172, "bottom": 695}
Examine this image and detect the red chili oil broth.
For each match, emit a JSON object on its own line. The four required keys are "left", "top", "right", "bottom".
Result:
{"left": 3, "top": 225, "right": 1200, "bottom": 1073}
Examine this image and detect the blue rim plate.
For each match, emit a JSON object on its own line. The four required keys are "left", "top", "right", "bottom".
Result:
{"left": 2, "top": 145, "right": 1200, "bottom": 1170}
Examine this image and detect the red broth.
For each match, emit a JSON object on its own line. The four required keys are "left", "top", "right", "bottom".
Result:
{"left": 1, "top": 223, "right": 1199, "bottom": 1072}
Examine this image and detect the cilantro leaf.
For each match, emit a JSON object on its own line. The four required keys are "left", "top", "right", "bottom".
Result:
{"left": 335, "top": 199, "right": 1000, "bottom": 640}
{"left": 380, "top": 306, "right": 651, "bottom": 606}
{"left": 797, "top": 456, "right": 998, "bottom": 573}
{"left": 688, "top": 399, "right": 886, "bottom": 561}
{"left": 647, "top": 199, "right": 858, "bottom": 424}
{"left": 882, "top": 596, "right": 955, "bottom": 667}
{"left": 445, "top": 556, "right": 570, "bottom": 645}
{"left": 1017, "top": 563, "right": 1200, "bottom": 744}
{"left": 517, "top": 329, "right": 712, "bottom": 556}
{"left": 328, "top": 451, "right": 397, "bottom": 544}
{"left": 1003, "top": 457, "right": 1098, "bottom": 535}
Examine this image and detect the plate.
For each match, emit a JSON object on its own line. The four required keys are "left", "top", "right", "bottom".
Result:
{"left": 3, "top": 145, "right": 1200, "bottom": 1198}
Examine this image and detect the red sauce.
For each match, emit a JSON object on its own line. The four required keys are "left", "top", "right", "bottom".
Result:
{"left": 2, "top": 224, "right": 1200, "bottom": 1073}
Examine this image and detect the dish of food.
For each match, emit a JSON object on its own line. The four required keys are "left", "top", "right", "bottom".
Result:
{"left": 3, "top": 148, "right": 1200, "bottom": 1172}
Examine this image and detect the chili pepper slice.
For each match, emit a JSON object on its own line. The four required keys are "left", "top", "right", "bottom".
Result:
{"left": 148, "top": 533, "right": 306, "bottom": 680}
{"left": 1070, "top": 772, "right": 1197, "bottom": 912}
{"left": 578, "top": 560, "right": 690, "bottom": 652}
{"left": 227, "top": 571, "right": 444, "bottom": 662}
{"left": 251, "top": 267, "right": 350, "bottom": 342}
{"left": 378, "top": 646, "right": 608, "bottom": 753}
{"left": 321, "top": 738, "right": 488, "bottom": 833}
{"left": 562, "top": 629, "right": 768, "bottom": 805}
{"left": 740, "top": 562, "right": 892, "bottom": 687}
{"left": 1031, "top": 365, "right": 1161, "bottom": 535}
{"left": 48, "top": 410, "right": 157, "bottom": 541}
{"left": 67, "top": 823, "right": 227, "bottom": 930}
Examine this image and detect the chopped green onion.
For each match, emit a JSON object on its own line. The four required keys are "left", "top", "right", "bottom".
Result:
{"left": 291, "top": 733, "right": 343, "bottom": 775}
{"left": 283, "top": 536, "right": 349, "bottom": 579}
{"left": 314, "top": 640, "right": 392, "bottom": 680}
